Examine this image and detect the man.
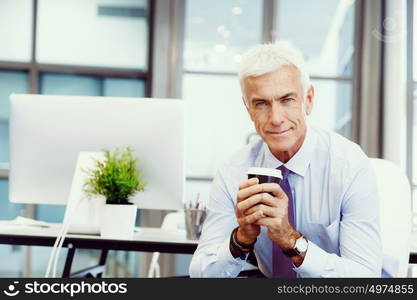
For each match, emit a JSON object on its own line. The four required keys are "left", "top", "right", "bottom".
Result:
{"left": 189, "top": 41, "right": 382, "bottom": 277}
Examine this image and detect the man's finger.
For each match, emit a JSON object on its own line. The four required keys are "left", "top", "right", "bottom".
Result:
{"left": 237, "top": 193, "right": 262, "bottom": 212}
{"left": 237, "top": 183, "right": 267, "bottom": 200}
{"left": 238, "top": 177, "right": 259, "bottom": 190}
{"left": 237, "top": 192, "right": 276, "bottom": 213}
{"left": 244, "top": 203, "right": 277, "bottom": 217}
{"left": 255, "top": 217, "right": 273, "bottom": 227}
{"left": 257, "top": 183, "right": 287, "bottom": 199}
{"left": 241, "top": 210, "right": 264, "bottom": 225}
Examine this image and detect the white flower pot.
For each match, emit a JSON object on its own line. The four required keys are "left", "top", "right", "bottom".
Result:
{"left": 100, "top": 204, "right": 137, "bottom": 240}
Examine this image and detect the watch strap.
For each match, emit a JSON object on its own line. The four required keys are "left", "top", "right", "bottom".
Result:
{"left": 282, "top": 247, "right": 299, "bottom": 257}
{"left": 230, "top": 227, "right": 255, "bottom": 260}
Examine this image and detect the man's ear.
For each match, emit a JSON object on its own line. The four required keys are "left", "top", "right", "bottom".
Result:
{"left": 304, "top": 85, "right": 314, "bottom": 115}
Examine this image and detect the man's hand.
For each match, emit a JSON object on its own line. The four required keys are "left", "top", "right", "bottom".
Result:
{"left": 236, "top": 180, "right": 306, "bottom": 266}
{"left": 235, "top": 177, "right": 265, "bottom": 245}
{"left": 243, "top": 182, "right": 299, "bottom": 251}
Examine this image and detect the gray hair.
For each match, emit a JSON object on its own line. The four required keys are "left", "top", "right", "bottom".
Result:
{"left": 238, "top": 41, "right": 310, "bottom": 103}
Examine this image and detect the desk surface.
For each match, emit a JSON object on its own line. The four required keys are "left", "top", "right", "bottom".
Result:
{"left": 0, "top": 224, "right": 198, "bottom": 254}
{"left": 1, "top": 224, "right": 417, "bottom": 259}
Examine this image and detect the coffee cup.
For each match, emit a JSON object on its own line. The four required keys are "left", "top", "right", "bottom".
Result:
{"left": 247, "top": 167, "right": 282, "bottom": 185}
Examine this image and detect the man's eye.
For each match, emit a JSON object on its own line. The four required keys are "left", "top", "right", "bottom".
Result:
{"left": 282, "top": 98, "right": 294, "bottom": 103}
{"left": 255, "top": 101, "right": 266, "bottom": 107}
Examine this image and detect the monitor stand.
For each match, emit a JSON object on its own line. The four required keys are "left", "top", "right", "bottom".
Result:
{"left": 64, "top": 152, "right": 106, "bottom": 235}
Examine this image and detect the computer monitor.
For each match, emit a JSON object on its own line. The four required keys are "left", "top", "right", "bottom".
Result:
{"left": 9, "top": 94, "right": 184, "bottom": 211}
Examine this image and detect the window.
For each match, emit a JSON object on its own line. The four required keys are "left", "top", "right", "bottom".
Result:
{"left": 40, "top": 73, "right": 145, "bottom": 97}
{"left": 276, "top": 0, "right": 356, "bottom": 138}
{"left": 276, "top": 0, "right": 355, "bottom": 77}
{"left": 184, "top": 0, "right": 263, "bottom": 73}
{"left": 180, "top": 0, "right": 264, "bottom": 274}
{"left": 0, "top": 0, "right": 150, "bottom": 277}
{"left": 0, "top": 0, "right": 33, "bottom": 62}
{"left": 36, "top": 0, "right": 148, "bottom": 69}
{"left": 183, "top": 73, "right": 254, "bottom": 176}
{"left": 183, "top": 0, "right": 263, "bottom": 205}
{"left": 0, "top": 70, "right": 28, "bottom": 277}
{"left": 0, "top": 71, "right": 29, "bottom": 162}
{"left": 310, "top": 80, "right": 352, "bottom": 137}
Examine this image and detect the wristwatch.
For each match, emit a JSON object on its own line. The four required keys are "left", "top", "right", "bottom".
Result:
{"left": 230, "top": 227, "right": 256, "bottom": 260}
{"left": 283, "top": 235, "right": 308, "bottom": 257}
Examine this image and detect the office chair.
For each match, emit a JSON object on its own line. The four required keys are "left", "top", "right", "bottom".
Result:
{"left": 370, "top": 158, "right": 412, "bottom": 277}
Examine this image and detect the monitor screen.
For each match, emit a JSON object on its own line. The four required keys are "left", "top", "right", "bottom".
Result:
{"left": 9, "top": 94, "right": 184, "bottom": 210}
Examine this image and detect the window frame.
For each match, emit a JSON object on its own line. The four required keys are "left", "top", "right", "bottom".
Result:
{"left": 406, "top": 0, "right": 416, "bottom": 209}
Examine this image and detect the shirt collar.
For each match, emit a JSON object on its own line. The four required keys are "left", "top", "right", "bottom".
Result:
{"left": 260, "top": 125, "right": 316, "bottom": 177}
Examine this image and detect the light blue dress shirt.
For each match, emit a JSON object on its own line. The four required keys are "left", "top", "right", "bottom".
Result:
{"left": 189, "top": 124, "right": 383, "bottom": 277}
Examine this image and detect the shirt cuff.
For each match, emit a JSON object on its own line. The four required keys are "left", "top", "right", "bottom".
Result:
{"left": 293, "top": 240, "right": 328, "bottom": 277}
{"left": 216, "top": 238, "right": 248, "bottom": 277}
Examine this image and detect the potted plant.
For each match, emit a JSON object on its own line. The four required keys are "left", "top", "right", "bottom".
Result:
{"left": 84, "top": 147, "right": 146, "bottom": 240}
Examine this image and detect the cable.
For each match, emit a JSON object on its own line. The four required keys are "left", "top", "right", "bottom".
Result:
{"left": 45, "top": 222, "right": 67, "bottom": 277}
{"left": 45, "top": 196, "right": 83, "bottom": 278}
{"left": 147, "top": 251, "right": 161, "bottom": 278}
{"left": 52, "top": 220, "right": 72, "bottom": 277}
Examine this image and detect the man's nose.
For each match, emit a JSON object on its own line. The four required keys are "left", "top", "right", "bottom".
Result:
{"left": 269, "top": 103, "right": 285, "bottom": 126}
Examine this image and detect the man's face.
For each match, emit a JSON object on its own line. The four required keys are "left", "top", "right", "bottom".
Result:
{"left": 243, "top": 65, "right": 314, "bottom": 161}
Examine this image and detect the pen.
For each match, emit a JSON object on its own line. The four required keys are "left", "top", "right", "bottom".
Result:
{"left": 195, "top": 192, "right": 200, "bottom": 209}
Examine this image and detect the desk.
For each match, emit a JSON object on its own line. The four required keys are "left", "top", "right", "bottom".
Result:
{"left": 0, "top": 224, "right": 198, "bottom": 277}
{"left": 1, "top": 224, "right": 417, "bottom": 277}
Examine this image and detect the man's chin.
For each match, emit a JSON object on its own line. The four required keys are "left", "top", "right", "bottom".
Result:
{"left": 264, "top": 136, "right": 293, "bottom": 152}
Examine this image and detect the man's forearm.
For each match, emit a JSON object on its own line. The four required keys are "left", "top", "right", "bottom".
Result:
{"left": 190, "top": 238, "right": 248, "bottom": 277}
{"left": 293, "top": 241, "right": 381, "bottom": 277}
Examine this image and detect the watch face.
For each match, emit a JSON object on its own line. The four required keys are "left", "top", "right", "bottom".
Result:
{"left": 295, "top": 237, "right": 308, "bottom": 253}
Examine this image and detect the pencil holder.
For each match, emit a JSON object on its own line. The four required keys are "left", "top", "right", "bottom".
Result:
{"left": 184, "top": 208, "right": 207, "bottom": 240}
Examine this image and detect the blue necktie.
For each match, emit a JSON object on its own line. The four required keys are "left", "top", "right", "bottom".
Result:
{"left": 272, "top": 165, "right": 296, "bottom": 277}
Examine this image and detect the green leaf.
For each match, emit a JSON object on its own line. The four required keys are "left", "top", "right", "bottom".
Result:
{"left": 83, "top": 147, "right": 147, "bottom": 204}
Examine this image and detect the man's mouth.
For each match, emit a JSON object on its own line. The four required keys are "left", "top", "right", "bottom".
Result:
{"left": 267, "top": 128, "right": 292, "bottom": 136}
